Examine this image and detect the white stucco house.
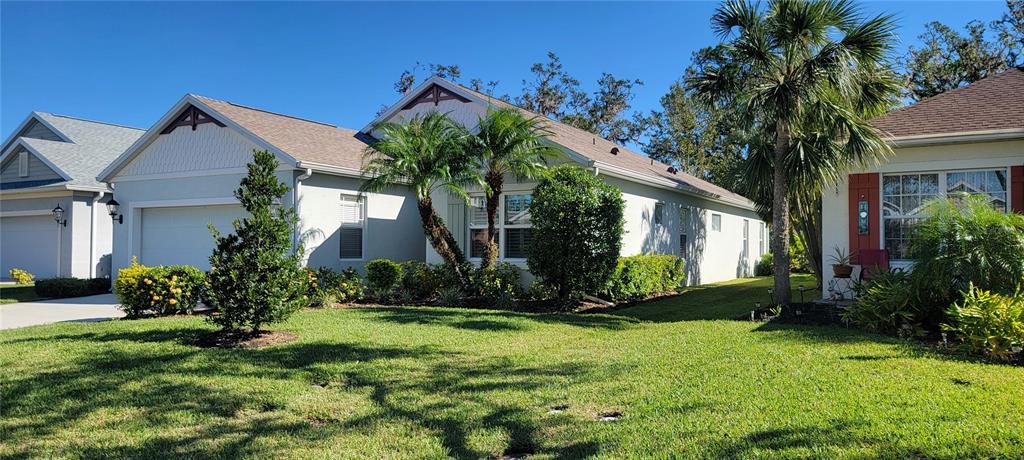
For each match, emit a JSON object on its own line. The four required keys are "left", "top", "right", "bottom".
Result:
{"left": 99, "top": 78, "right": 767, "bottom": 285}
{"left": 822, "top": 68, "right": 1024, "bottom": 296}
{"left": 0, "top": 113, "right": 143, "bottom": 279}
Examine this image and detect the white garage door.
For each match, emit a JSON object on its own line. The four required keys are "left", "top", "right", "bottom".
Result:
{"left": 1, "top": 215, "right": 60, "bottom": 279}
{"left": 140, "top": 204, "right": 246, "bottom": 269}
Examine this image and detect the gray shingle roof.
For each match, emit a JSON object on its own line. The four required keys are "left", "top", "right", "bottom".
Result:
{"left": 7, "top": 113, "right": 144, "bottom": 190}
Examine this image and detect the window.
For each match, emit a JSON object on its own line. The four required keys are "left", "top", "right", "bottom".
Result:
{"left": 759, "top": 222, "right": 766, "bottom": 256}
{"left": 711, "top": 213, "right": 722, "bottom": 232}
{"left": 339, "top": 194, "right": 364, "bottom": 259}
{"left": 653, "top": 202, "right": 664, "bottom": 226}
{"left": 679, "top": 234, "right": 687, "bottom": 259}
{"left": 468, "top": 192, "right": 532, "bottom": 260}
{"left": 742, "top": 219, "right": 749, "bottom": 253}
{"left": 883, "top": 169, "right": 1008, "bottom": 260}
{"left": 18, "top": 151, "right": 28, "bottom": 177}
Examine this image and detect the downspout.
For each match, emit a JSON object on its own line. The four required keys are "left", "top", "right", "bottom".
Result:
{"left": 90, "top": 191, "right": 105, "bottom": 278}
{"left": 293, "top": 168, "right": 313, "bottom": 253}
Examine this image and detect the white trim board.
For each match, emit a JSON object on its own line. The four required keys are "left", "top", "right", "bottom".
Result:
{"left": 0, "top": 209, "right": 53, "bottom": 218}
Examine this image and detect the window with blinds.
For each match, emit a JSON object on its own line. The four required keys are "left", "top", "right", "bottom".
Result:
{"left": 339, "top": 194, "right": 364, "bottom": 259}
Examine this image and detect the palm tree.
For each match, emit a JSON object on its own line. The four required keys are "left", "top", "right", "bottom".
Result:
{"left": 361, "top": 112, "right": 483, "bottom": 287}
{"left": 469, "top": 108, "right": 558, "bottom": 270}
{"left": 689, "top": 0, "right": 900, "bottom": 304}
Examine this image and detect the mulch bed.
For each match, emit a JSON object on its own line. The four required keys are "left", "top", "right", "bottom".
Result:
{"left": 196, "top": 329, "right": 298, "bottom": 349}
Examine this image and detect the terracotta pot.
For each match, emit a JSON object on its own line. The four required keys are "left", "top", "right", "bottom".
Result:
{"left": 832, "top": 264, "right": 853, "bottom": 278}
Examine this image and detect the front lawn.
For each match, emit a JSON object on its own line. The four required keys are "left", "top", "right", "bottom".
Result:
{"left": 0, "top": 284, "right": 45, "bottom": 304}
{"left": 2, "top": 276, "right": 1022, "bottom": 458}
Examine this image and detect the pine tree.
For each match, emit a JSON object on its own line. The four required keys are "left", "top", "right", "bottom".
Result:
{"left": 206, "top": 150, "right": 306, "bottom": 333}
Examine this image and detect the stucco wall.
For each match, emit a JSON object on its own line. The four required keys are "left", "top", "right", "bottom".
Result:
{"left": 299, "top": 173, "right": 424, "bottom": 272}
{"left": 821, "top": 138, "right": 1024, "bottom": 296}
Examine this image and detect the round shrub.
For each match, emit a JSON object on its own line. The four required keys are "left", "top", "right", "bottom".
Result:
{"left": 9, "top": 268, "right": 34, "bottom": 285}
{"left": 115, "top": 260, "right": 205, "bottom": 318}
{"left": 755, "top": 253, "right": 773, "bottom": 276}
{"left": 366, "top": 259, "right": 403, "bottom": 299}
{"left": 400, "top": 261, "right": 446, "bottom": 302}
{"left": 527, "top": 165, "right": 624, "bottom": 300}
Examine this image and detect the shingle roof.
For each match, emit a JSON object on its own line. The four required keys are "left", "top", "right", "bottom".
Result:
{"left": 194, "top": 95, "right": 371, "bottom": 171}
{"left": 7, "top": 113, "right": 144, "bottom": 189}
{"left": 450, "top": 83, "right": 756, "bottom": 209}
{"left": 872, "top": 68, "right": 1024, "bottom": 138}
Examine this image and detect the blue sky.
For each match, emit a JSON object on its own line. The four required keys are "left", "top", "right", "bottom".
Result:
{"left": 0, "top": 1, "right": 1011, "bottom": 137}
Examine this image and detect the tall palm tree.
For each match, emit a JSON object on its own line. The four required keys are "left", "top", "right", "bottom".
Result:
{"left": 361, "top": 112, "right": 483, "bottom": 287}
{"left": 689, "top": 0, "right": 900, "bottom": 304}
{"left": 469, "top": 108, "right": 558, "bottom": 270}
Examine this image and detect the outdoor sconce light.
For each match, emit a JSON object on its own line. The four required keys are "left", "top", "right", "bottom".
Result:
{"left": 857, "top": 195, "right": 869, "bottom": 235}
{"left": 51, "top": 204, "right": 67, "bottom": 227}
{"left": 106, "top": 198, "right": 123, "bottom": 224}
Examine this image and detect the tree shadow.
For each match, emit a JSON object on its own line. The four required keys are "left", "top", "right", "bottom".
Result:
{"left": 2, "top": 332, "right": 609, "bottom": 459}
{"left": 366, "top": 306, "right": 640, "bottom": 331}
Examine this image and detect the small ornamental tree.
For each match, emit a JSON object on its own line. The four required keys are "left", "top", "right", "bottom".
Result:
{"left": 527, "top": 165, "right": 624, "bottom": 300}
{"left": 206, "top": 150, "right": 306, "bottom": 333}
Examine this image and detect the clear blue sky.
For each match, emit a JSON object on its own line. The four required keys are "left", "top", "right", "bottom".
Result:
{"left": 0, "top": 1, "right": 1010, "bottom": 137}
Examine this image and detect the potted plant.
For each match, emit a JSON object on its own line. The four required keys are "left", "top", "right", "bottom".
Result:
{"left": 830, "top": 246, "right": 853, "bottom": 278}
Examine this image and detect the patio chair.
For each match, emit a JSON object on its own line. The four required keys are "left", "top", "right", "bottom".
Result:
{"left": 857, "top": 249, "right": 890, "bottom": 282}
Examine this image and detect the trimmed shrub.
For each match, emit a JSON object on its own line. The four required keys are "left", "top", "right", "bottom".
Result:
{"left": 400, "top": 261, "right": 446, "bottom": 302}
{"left": 471, "top": 262, "right": 523, "bottom": 306}
{"left": 604, "top": 255, "right": 686, "bottom": 302}
{"left": 9, "top": 268, "right": 34, "bottom": 285}
{"left": 944, "top": 284, "right": 1024, "bottom": 361}
{"left": 527, "top": 165, "right": 624, "bottom": 300}
{"left": 35, "top": 277, "right": 110, "bottom": 299}
{"left": 115, "top": 260, "right": 205, "bottom": 317}
{"left": 366, "top": 259, "right": 403, "bottom": 299}
{"left": 844, "top": 271, "right": 921, "bottom": 336}
{"left": 755, "top": 253, "right": 773, "bottom": 276}
{"left": 205, "top": 150, "right": 307, "bottom": 333}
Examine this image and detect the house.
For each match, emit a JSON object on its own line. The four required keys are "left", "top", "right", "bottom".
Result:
{"left": 100, "top": 79, "right": 766, "bottom": 285}
{"left": 822, "top": 68, "right": 1024, "bottom": 296}
{"left": 0, "top": 113, "right": 144, "bottom": 279}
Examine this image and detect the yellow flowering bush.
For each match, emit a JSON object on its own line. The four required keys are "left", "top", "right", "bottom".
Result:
{"left": 8, "top": 268, "right": 34, "bottom": 285}
{"left": 116, "top": 258, "right": 205, "bottom": 317}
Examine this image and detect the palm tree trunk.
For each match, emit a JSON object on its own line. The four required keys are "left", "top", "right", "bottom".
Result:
{"left": 416, "top": 197, "right": 469, "bottom": 286}
{"left": 772, "top": 122, "right": 793, "bottom": 305}
{"left": 481, "top": 169, "right": 503, "bottom": 270}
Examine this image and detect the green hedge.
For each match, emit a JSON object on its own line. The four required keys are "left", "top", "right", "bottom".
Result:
{"left": 115, "top": 258, "right": 206, "bottom": 317}
{"left": 604, "top": 255, "right": 686, "bottom": 302}
{"left": 34, "top": 277, "right": 110, "bottom": 299}
{"left": 366, "top": 259, "right": 403, "bottom": 300}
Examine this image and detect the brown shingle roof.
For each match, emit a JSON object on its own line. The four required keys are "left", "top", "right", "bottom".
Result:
{"left": 451, "top": 84, "right": 756, "bottom": 209}
{"left": 872, "top": 68, "right": 1024, "bottom": 138}
{"left": 194, "top": 95, "right": 370, "bottom": 171}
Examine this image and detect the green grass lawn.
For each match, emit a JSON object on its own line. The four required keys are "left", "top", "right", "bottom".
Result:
{"left": 0, "top": 284, "right": 45, "bottom": 304}
{"left": 2, "top": 275, "right": 1022, "bottom": 459}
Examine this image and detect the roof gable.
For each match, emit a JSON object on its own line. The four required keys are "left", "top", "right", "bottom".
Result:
{"left": 873, "top": 68, "right": 1024, "bottom": 140}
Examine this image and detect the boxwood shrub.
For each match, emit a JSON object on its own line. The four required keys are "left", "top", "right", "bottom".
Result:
{"left": 604, "top": 254, "right": 686, "bottom": 302}
{"left": 366, "top": 258, "right": 403, "bottom": 300}
{"left": 34, "top": 277, "right": 110, "bottom": 299}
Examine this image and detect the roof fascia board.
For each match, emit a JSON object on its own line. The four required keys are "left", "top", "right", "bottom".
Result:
{"left": 0, "top": 138, "right": 73, "bottom": 182}
{"left": 594, "top": 160, "right": 757, "bottom": 212}
{"left": 888, "top": 128, "right": 1024, "bottom": 147}
{"left": 296, "top": 161, "right": 365, "bottom": 179}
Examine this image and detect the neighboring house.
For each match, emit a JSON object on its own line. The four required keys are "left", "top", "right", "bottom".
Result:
{"left": 101, "top": 80, "right": 766, "bottom": 285}
{"left": 0, "top": 113, "right": 143, "bottom": 279}
{"left": 822, "top": 68, "right": 1024, "bottom": 296}
{"left": 368, "top": 77, "right": 767, "bottom": 284}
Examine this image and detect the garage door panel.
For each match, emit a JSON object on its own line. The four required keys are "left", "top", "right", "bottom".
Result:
{"left": 1, "top": 215, "right": 59, "bottom": 279}
{"left": 141, "top": 205, "right": 246, "bottom": 269}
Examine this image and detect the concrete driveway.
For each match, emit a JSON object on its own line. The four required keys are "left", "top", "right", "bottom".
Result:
{"left": 0, "top": 294, "right": 124, "bottom": 330}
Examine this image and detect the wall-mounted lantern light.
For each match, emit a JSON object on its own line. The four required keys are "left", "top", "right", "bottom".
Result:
{"left": 51, "top": 204, "right": 67, "bottom": 227}
{"left": 857, "top": 195, "right": 869, "bottom": 235}
{"left": 106, "top": 198, "right": 123, "bottom": 224}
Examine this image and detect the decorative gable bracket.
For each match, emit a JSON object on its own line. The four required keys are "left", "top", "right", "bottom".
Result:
{"left": 401, "top": 83, "right": 470, "bottom": 110}
{"left": 160, "top": 105, "right": 226, "bottom": 134}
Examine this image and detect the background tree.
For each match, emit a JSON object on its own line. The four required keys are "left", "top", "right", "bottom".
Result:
{"left": 469, "top": 108, "right": 558, "bottom": 270}
{"left": 642, "top": 46, "right": 746, "bottom": 190}
{"left": 361, "top": 113, "right": 482, "bottom": 287}
{"left": 689, "top": 0, "right": 901, "bottom": 305}
{"left": 527, "top": 165, "right": 624, "bottom": 301}
{"left": 902, "top": 0, "right": 1023, "bottom": 101}
{"left": 206, "top": 150, "right": 306, "bottom": 334}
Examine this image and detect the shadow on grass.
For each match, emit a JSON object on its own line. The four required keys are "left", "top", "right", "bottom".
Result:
{"left": 1, "top": 332, "right": 606, "bottom": 459}
{"left": 367, "top": 306, "right": 640, "bottom": 332}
